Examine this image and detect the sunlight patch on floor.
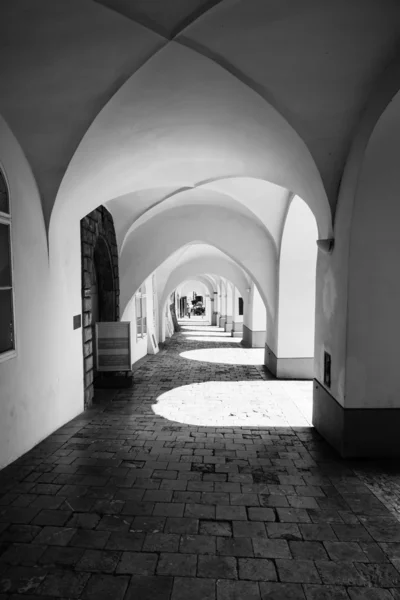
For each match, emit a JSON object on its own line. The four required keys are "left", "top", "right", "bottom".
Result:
{"left": 152, "top": 381, "right": 313, "bottom": 427}
{"left": 181, "top": 330, "right": 230, "bottom": 337}
{"left": 180, "top": 325, "right": 224, "bottom": 332}
{"left": 185, "top": 336, "right": 241, "bottom": 343}
{"left": 179, "top": 347, "right": 265, "bottom": 365}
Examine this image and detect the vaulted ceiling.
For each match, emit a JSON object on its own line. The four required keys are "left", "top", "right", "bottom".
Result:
{"left": 1, "top": 0, "right": 398, "bottom": 227}
{"left": 1, "top": 0, "right": 399, "bottom": 299}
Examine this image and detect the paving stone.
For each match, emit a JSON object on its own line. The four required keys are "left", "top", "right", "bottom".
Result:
{"left": 276, "top": 559, "right": 321, "bottom": 583}
{"left": 164, "top": 517, "right": 198, "bottom": 534}
{"left": 359, "top": 542, "right": 388, "bottom": 562}
{"left": 0, "top": 543, "right": 46, "bottom": 565}
{"left": 143, "top": 490, "right": 173, "bottom": 503}
{"left": 69, "top": 529, "right": 110, "bottom": 549}
{"left": 39, "top": 545, "right": 85, "bottom": 567}
{"left": 202, "top": 492, "right": 230, "bottom": 505}
{"left": 30, "top": 496, "right": 65, "bottom": 511}
{"left": 216, "top": 579, "right": 261, "bottom": 599}
{"left": 142, "top": 533, "right": 180, "bottom": 552}
{"left": 116, "top": 551, "right": 158, "bottom": 575}
{"left": 253, "top": 538, "right": 291, "bottom": 559}
{"left": 238, "top": 557, "right": 277, "bottom": 581}
{"left": 97, "top": 514, "right": 132, "bottom": 532}
{"left": 303, "top": 584, "right": 350, "bottom": 599}
{"left": 131, "top": 516, "right": 165, "bottom": 533}
{"left": 299, "top": 524, "right": 338, "bottom": 541}
{"left": 331, "top": 523, "right": 373, "bottom": 542}
{"left": 248, "top": 507, "right": 276, "bottom": 521}
{"left": 233, "top": 521, "right": 266, "bottom": 538}
{"left": 171, "top": 576, "right": 216, "bottom": 600}
{"left": 180, "top": 534, "right": 216, "bottom": 555}
{"left": 315, "top": 560, "right": 368, "bottom": 585}
{"left": 66, "top": 512, "right": 101, "bottom": 529}
{"left": 157, "top": 552, "right": 197, "bottom": 576}
{"left": 324, "top": 541, "right": 370, "bottom": 562}
{"left": 105, "top": 531, "right": 145, "bottom": 551}
{"left": 277, "top": 508, "right": 311, "bottom": 523}
{"left": 259, "top": 582, "right": 306, "bottom": 599}
{"left": 307, "top": 507, "right": 341, "bottom": 521}
{"left": 288, "top": 497, "right": 319, "bottom": 509}
{"left": 359, "top": 516, "right": 400, "bottom": 542}
{"left": 0, "top": 524, "right": 41, "bottom": 543}
{"left": 185, "top": 504, "right": 216, "bottom": 519}
{"left": 34, "top": 526, "right": 77, "bottom": 546}
{"left": 0, "top": 565, "right": 48, "bottom": 594}
{"left": 198, "top": 555, "right": 238, "bottom": 579}
{"left": 76, "top": 549, "right": 120, "bottom": 572}
{"left": 216, "top": 506, "right": 247, "bottom": 521}
{"left": 355, "top": 562, "right": 400, "bottom": 587}
{"left": 0, "top": 507, "right": 40, "bottom": 524}
{"left": 153, "top": 503, "right": 184, "bottom": 517}
{"left": 348, "top": 588, "right": 394, "bottom": 599}
{"left": 32, "top": 509, "right": 71, "bottom": 527}
{"left": 125, "top": 575, "right": 173, "bottom": 600}
{"left": 266, "top": 523, "right": 302, "bottom": 541}
{"left": 289, "top": 541, "right": 328, "bottom": 560}
{"left": 36, "top": 570, "right": 90, "bottom": 597}
{"left": 230, "top": 493, "right": 260, "bottom": 506}
{"left": 91, "top": 499, "right": 125, "bottom": 514}
{"left": 200, "top": 520, "right": 232, "bottom": 537}
{"left": 81, "top": 573, "right": 130, "bottom": 600}
{"left": 217, "top": 536, "right": 254, "bottom": 557}
{"left": 259, "top": 494, "right": 289, "bottom": 508}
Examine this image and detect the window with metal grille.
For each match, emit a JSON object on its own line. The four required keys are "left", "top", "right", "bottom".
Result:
{"left": 152, "top": 273, "right": 157, "bottom": 330}
{"left": 0, "top": 169, "right": 15, "bottom": 361}
{"left": 135, "top": 286, "right": 147, "bottom": 339}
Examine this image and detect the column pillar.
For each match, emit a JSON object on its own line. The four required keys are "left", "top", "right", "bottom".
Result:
{"left": 224, "top": 284, "right": 233, "bottom": 332}
{"left": 219, "top": 290, "right": 227, "bottom": 329}
{"left": 243, "top": 283, "right": 266, "bottom": 348}
{"left": 212, "top": 291, "right": 219, "bottom": 326}
{"left": 231, "top": 287, "right": 243, "bottom": 338}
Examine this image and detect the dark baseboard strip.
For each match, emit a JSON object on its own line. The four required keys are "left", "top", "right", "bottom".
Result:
{"left": 313, "top": 379, "right": 400, "bottom": 458}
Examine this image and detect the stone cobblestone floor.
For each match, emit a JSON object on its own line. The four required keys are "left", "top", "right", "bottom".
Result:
{"left": 1, "top": 325, "right": 400, "bottom": 598}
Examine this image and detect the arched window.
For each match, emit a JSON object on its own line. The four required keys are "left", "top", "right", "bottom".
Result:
{"left": 0, "top": 169, "right": 15, "bottom": 360}
{"left": 238, "top": 297, "right": 244, "bottom": 316}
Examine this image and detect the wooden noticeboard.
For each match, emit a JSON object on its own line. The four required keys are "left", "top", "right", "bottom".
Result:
{"left": 95, "top": 322, "right": 132, "bottom": 372}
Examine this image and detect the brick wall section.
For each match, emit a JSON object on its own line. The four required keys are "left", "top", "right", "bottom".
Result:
{"left": 81, "top": 206, "right": 119, "bottom": 408}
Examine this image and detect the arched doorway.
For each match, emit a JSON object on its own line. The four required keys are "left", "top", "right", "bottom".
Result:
{"left": 81, "top": 206, "right": 119, "bottom": 407}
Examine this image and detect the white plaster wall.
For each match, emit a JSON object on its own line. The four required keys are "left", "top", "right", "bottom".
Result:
{"left": 346, "top": 92, "right": 400, "bottom": 408}
{"left": 277, "top": 196, "right": 317, "bottom": 358}
{"left": 226, "top": 283, "right": 233, "bottom": 318}
{"left": 0, "top": 116, "right": 83, "bottom": 468}
{"left": 245, "top": 283, "right": 267, "bottom": 332}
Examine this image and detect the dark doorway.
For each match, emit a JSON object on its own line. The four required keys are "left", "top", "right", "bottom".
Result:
{"left": 81, "top": 206, "right": 120, "bottom": 407}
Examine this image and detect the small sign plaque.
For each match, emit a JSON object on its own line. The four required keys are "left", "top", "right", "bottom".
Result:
{"left": 95, "top": 322, "right": 131, "bottom": 372}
